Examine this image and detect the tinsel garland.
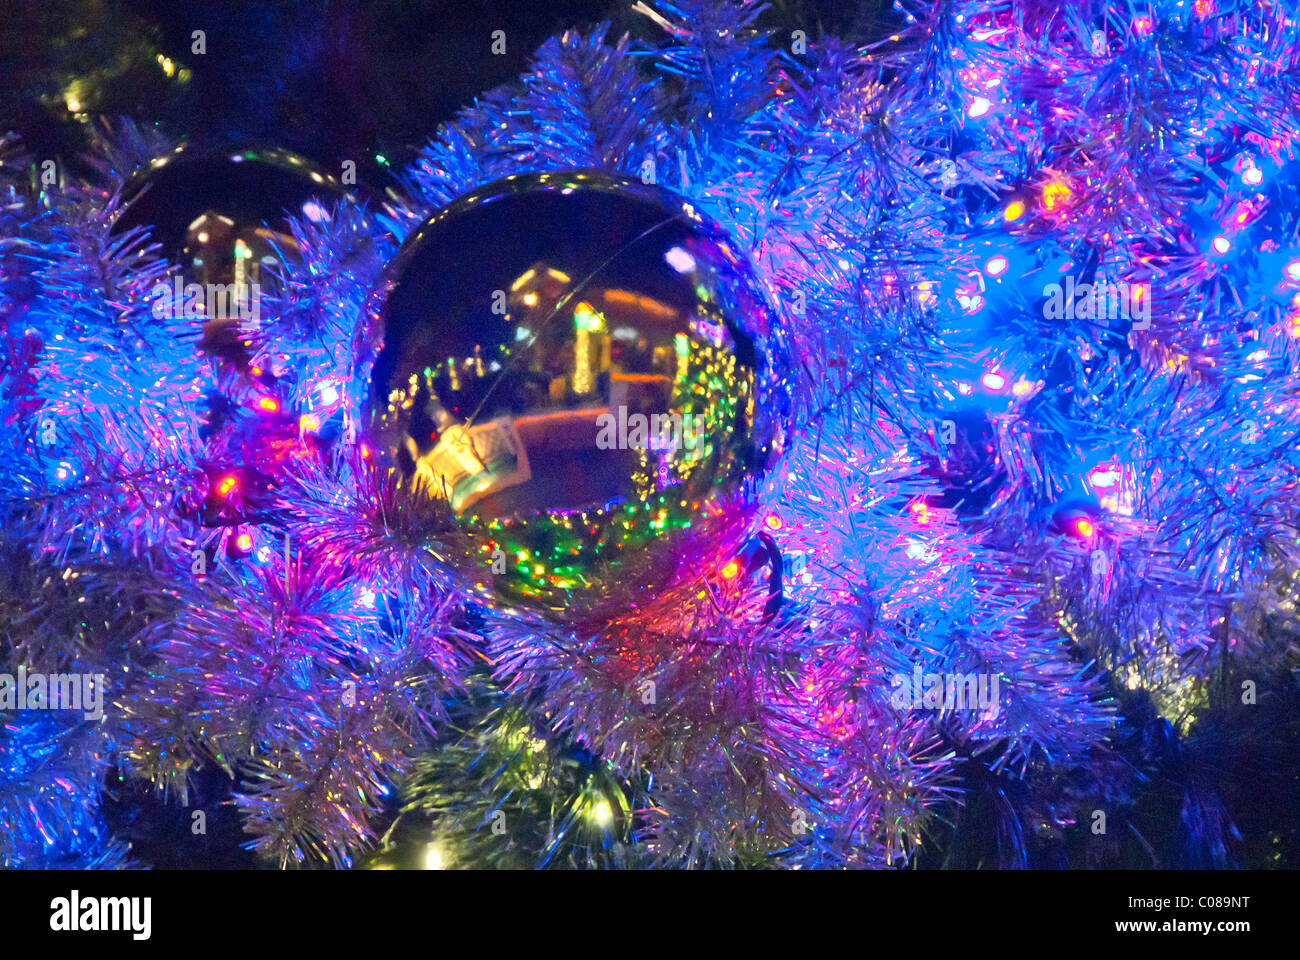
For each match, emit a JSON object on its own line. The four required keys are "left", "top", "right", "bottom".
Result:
{"left": 3, "top": 0, "right": 1300, "bottom": 869}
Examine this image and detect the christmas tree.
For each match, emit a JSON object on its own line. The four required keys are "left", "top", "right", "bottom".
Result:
{"left": 2, "top": 0, "right": 1299, "bottom": 871}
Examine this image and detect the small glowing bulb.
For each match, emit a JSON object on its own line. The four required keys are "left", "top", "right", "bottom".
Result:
{"left": 236, "top": 533, "right": 253, "bottom": 552}
{"left": 1041, "top": 180, "right": 1072, "bottom": 211}
{"left": 217, "top": 475, "right": 238, "bottom": 496}
{"left": 257, "top": 396, "right": 280, "bottom": 413}
{"left": 721, "top": 560, "right": 741, "bottom": 580}
{"left": 985, "top": 255, "right": 1009, "bottom": 277}
{"left": 1286, "top": 261, "right": 1300, "bottom": 282}
{"left": 1073, "top": 518, "right": 1095, "bottom": 538}
{"left": 1089, "top": 465, "right": 1121, "bottom": 489}
{"left": 424, "top": 844, "right": 444, "bottom": 869}
{"left": 1003, "top": 200, "right": 1025, "bottom": 221}
{"left": 591, "top": 802, "right": 613, "bottom": 827}
{"left": 981, "top": 371, "right": 1006, "bottom": 391}
{"left": 904, "top": 539, "right": 932, "bottom": 560}
{"left": 967, "top": 97, "right": 991, "bottom": 118}
{"left": 764, "top": 513, "right": 782, "bottom": 530}
{"left": 1212, "top": 236, "right": 1230, "bottom": 254}
{"left": 319, "top": 383, "right": 340, "bottom": 405}
{"left": 1243, "top": 166, "right": 1263, "bottom": 186}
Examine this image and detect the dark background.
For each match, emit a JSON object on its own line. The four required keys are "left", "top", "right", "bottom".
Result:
{"left": 0, "top": 0, "right": 893, "bottom": 188}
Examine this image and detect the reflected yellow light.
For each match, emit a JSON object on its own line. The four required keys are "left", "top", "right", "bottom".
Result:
{"left": 600, "top": 288, "right": 678, "bottom": 321}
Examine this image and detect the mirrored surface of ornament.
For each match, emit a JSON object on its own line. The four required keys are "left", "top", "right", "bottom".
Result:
{"left": 112, "top": 145, "right": 351, "bottom": 363}
{"left": 364, "top": 170, "right": 793, "bottom": 622}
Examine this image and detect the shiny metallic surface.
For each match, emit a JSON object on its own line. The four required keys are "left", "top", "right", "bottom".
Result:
{"left": 364, "top": 170, "right": 793, "bottom": 621}
{"left": 113, "top": 145, "right": 350, "bottom": 362}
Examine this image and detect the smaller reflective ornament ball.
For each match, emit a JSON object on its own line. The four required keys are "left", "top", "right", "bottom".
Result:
{"left": 364, "top": 171, "right": 793, "bottom": 621}
{"left": 112, "top": 145, "right": 350, "bottom": 363}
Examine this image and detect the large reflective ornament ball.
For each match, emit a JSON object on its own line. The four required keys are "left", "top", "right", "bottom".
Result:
{"left": 112, "top": 145, "right": 350, "bottom": 363}
{"left": 364, "top": 170, "right": 793, "bottom": 622}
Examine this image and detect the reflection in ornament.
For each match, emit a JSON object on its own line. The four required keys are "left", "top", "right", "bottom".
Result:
{"left": 363, "top": 171, "right": 794, "bottom": 622}
{"left": 113, "top": 145, "right": 352, "bottom": 364}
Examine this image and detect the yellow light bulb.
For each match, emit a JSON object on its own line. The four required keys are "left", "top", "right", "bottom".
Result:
{"left": 1041, "top": 180, "right": 1072, "bottom": 211}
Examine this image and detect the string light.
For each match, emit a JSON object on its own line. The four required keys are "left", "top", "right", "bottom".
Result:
{"left": 590, "top": 801, "right": 613, "bottom": 827}
{"left": 423, "top": 844, "right": 444, "bottom": 869}
{"left": 1041, "top": 180, "right": 1072, "bottom": 211}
